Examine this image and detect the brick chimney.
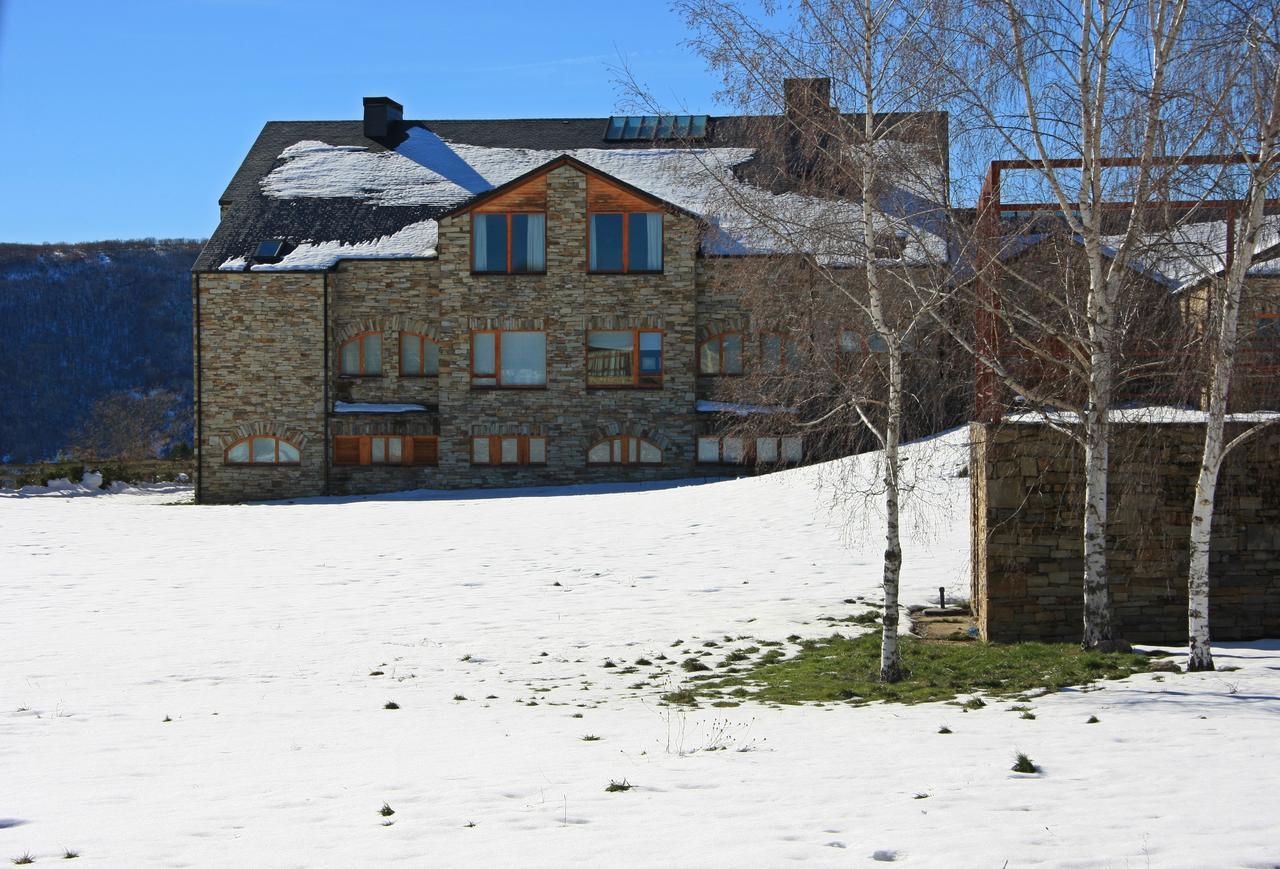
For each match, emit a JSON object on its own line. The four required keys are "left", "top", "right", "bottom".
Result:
{"left": 363, "top": 96, "right": 403, "bottom": 139}
{"left": 782, "top": 78, "right": 833, "bottom": 179}
{"left": 784, "top": 77, "right": 832, "bottom": 121}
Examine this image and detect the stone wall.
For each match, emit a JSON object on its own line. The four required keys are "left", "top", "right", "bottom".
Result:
{"left": 196, "top": 161, "right": 840, "bottom": 502}
{"left": 195, "top": 271, "right": 326, "bottom": 503}
{"left": 971, "top": 420, "right": 1280, "bottom": 643}
{"left": 430, "top": 162, "right": 705, "bottom": 489}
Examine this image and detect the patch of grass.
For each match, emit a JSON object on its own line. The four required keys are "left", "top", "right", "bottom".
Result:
{"left": 602, "top": 660, "right": 617, "bottom": 668}
{"left": 63, "top": 851, "right": 78, "bottom": 860}
{"left": 665, "top": 633, "right": 1150, "bottom": 707}
{"left": 634, "top": 657, "right": 652, "bottom": 666}
{"left": 819, "top": 611, "right": 881, "bottom": 626}
{"left": 12, "top": 856, "right": 34, "bottom": 866}
{"left": 681, "top": 657, "right": 711, "bottom": 673}
{"left": 1020, "top": 711, "right": 1036, "bottom": 720}
{"left": 1087, "top": 714, "right": 1100, "bottom": 724}
{"left": 937, "top": 725, "right": 952, "bottom": 734}
{"left": 1012, "top": 752, "right": 1040, "bottom": 774}
{"left": 913, "top": 793, "right": 929, "bottom": 800}
{"left": 380, "top": 802, "right": 395, "bottom": 817}
{"left": 723, "top": 649, "right": 751, "bottom": 663}
{"left": 581, "top": 734, "right": 602, "bottom": 741}
{"left": 605, "top": 779, "right": 633, "bottom": 793}
{"left": 369, "top": 670, "right": 384, "bottom": 676}
{"left": 662, "top": 689, "right": 699, "bottom": 705}
{"left": 453, "top": 694, "right": 467, "bottom": 701}
{"left": 384, "top": 701, "right": 399, "bottom": 710}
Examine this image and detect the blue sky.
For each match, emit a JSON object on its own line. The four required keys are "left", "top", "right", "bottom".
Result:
{"left": 0, "top": 1, "right": 726, "bottom": 244}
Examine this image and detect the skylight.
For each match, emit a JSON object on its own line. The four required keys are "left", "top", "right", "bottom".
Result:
{"left": 604, "top": 115, "right": 709, "bottom": 142}
{"left": 253, "top": 240, "right": 285, "bottom": 262}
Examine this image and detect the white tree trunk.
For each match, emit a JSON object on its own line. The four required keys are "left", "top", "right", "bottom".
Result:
{"left": 880, "top": 342, "right": 905, "bottom": 682}
{"left": 1081, "top": 396, "right": 1115, "bottom": 648}
{"left": 1081, "top": 268, "right": 1117, "bottom": 649}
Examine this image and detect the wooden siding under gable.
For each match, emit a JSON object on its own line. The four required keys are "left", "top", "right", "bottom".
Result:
{"left": 587, "top": 174, "right": 662, "bottom": 212}
{"left": 474, "top": 174, "right": 548, "bottom": 212}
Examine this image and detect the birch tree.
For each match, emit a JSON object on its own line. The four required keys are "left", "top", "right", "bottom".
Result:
{"left": 939, "top": 0, "right": 1210, "bottom": 648}
{"left": 1185, "top": 1, "right": 1280, "bottom": 671}
{"left": 653, "top": 0, "right": 958, "bottom": 681}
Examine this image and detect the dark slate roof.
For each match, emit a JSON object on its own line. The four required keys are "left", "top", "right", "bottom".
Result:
{"left": 193, "top": 113, "right": 948, "bottom": 272}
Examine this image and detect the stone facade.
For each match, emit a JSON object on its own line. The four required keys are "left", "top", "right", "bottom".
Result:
{"left": 195, "top": 271, "right": 326, "bottom": 502}
{"left": 195, "top": 162, "right": 760, "bottom": 502}
{"left": 971, "top": 420, "right": 1280, "bottom": 643}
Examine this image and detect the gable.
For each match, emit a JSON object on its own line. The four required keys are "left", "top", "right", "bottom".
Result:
{"left": 473, "top": 173, "right": 547, "bottom": 212}
{"left": 586, "top": 174, "right": 662, "bottom": 212}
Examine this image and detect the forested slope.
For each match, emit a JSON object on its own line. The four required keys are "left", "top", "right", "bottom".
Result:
{"left": 0, "top": 240, "right": 201, "bottom": 462}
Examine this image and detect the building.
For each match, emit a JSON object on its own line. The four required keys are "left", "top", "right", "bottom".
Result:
{"left": 191, "top": 84, "right": 949, "bottom": 503}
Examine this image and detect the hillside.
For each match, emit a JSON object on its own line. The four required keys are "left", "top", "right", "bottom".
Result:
{"left": 0, "top": 239, "right": 201, "bottom": 462}
{"left": 3, "top": 431, "right": 1277, "bottom": 866}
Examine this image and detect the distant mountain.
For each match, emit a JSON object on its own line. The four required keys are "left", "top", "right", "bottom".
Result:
{"left": 0, "top": 239, "right": 203, "bottom": 462}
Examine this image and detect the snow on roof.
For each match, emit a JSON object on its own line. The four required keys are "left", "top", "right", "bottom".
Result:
{"left": 696, "top": 399, "right": 793, "bottom": 416}
{"left": 254, "top": 127, "right": 948, "bottom": 270}
{"left": 333, "top": 401, "right": 429, "bottom": 413}
{"left": 1004, "top": 406, "right": 1280, "bottom": 425}
{"left": 227, "top": 220, "right": 439, "bottom": 272}
{"left": 1101, "top": 213, "right": 1280, "bottom": 291}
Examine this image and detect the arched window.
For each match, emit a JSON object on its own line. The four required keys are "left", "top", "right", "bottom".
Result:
{"left": 399, "top": 332, "right": 440, "bottom": 376}
{"left": 339, "top": 332, "right": 382, "bottom": 376}
{"left": 587, "top": 435, "right": 662, "bottom": 465}
{"left": 225, "top": 436, "right": 301, "bottom": 466}
{"left": 698, "top": 332, "right": 744, "bottom": 375}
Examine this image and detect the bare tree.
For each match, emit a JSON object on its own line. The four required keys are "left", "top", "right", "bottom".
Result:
{"left": 70, "top": 389, "right": 189, "bottom": 462}
{"left": 936, "top": 0, "right": 1219, "bottom": 648}
{"left": 1184, "top": 1, "right": 1280, "bottom": 671}
{"left": 633, "top": 0, "right": 960, "bottom": 680}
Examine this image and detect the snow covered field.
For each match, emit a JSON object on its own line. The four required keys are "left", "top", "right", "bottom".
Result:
{"left": 3, "top": 430, "right": 1278, "bottom": 867}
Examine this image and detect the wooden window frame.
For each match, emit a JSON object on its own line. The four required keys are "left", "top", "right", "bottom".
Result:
{"left": 585, "top": 328, "right": 664, "bottom": 388}
{"left": 1256, "top": 313, "right": 1280, "bottom": 340}
{"left": 696, "top": 435, "right": 802, "bottom": 465}
{"left": 398, "top": 332, "right": 440, "bottom": 378}
{"left": 469, "top": 434, "right": 548, "bottom": 467}
{"left": 586, "top": 435, "right": 663, "bottom": 466}
{"left": 332, "top": 435, "right": 439, "bottom": 467}
{"left": 698, "top": 332, "right": 745, "bottom": 376}
{"left": 224, "top": 435, "right": 301, "bottom": 466}
{"left": 839, "top": 328, "right": 892, "bottom": 355}
{"left": 471, "top": 211, "right": 548, "bottom": 276}
{"left": 338, "top": 331, "right": 383, "bottom": 378}
{"left": 759, "top": 332, "right": 798, "bottom": 372}
{"left": 587, "top": 211, "right": 664, "bottom": 274}
{"left": 470, "top": 329, "right": 548, "bottom": 390}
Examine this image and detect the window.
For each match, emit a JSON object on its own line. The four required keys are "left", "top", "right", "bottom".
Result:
{"left": 603, "top": 114, "right": 709, "bottom": 141}
{"left": 699, "top": 332, "right": 744, "bottom": 375}
{"left": 1257, "top": 314, "right": 1280, "bottom": 340}
{"left": 586, "top": 330, "right": 663, "bottom": 387}
{"left": 225, "top": 436, "right": 301, "bottom": 466}
{"left": 697, "top": 435, "right": 802, "bottom": 465}
{"left": 332, "top": 435, "right": 438, "bottom": 467}
{"left": 587, "top": 436, "right": 662, "bottom": 465}
{"left": 472, "top": 213, "right": 546, "bottom": 273}
{"left": 340, "top": 332, "right": 382, "bottom": 376}
{"left": 471, "top": 435, "right": 547, "bottom": 466}
{"left": 760, "top": 334, "right": 799, "bottom": 371}
{"left": 589, "top": 213, "right": 663, "bottom": 273}
{"left": 839, "top": 329, "right": 889, "bottom": 354}
{"left": 471, "top": 330, "right": 547, "bottom": 388}
{"left": 399, "top": 333, "right": 440, "bottom": 377}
